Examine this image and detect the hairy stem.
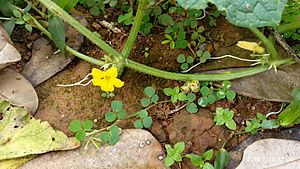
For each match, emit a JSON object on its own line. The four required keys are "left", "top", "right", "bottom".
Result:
{"left": 249, "top": 27, "right": 279, "bottom": 60}
{"left": 121, "top": 0, "right": 147, "bottom": 58}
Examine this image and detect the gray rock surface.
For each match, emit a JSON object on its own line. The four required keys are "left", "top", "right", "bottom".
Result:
{"left": 236, "top": 138, "right": 300, "bottom": 169}
{"left": 227, "top": 128, "right": 300, "bottom": 169}
{"left": 20, "top": 129, "right": 167, "bottom": 169}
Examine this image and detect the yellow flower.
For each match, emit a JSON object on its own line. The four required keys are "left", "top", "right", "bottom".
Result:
{"left": 91, "top": 67, "right": 124, "bottom": 92}
{"left": 236, "top": 41, "right": 265, "bottom": 54}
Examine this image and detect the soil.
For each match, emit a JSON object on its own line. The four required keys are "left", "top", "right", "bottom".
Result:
{"left": 7, "top": 6, "right": 285, "bottom": 169}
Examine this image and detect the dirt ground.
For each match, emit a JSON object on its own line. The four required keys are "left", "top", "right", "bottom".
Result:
{"left": 8, "top": 9, "right": 284, "bottom": 168}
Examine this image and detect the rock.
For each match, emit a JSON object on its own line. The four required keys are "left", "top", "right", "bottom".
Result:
{"left": 21, "top": 14, "right": 87, "bottom": 87}
{"left": 167, "top": 109, "right": 228, "bottom": 153}
{"left": 20, "top": 129, "right": 166, "bottom": 169}
{"left": 0, "top": 25, "right": 21, "bottom": 69}
{"left": 0, "top": 68, "right": 38, "bottom": 114}
{"left": 236, "top": 138, "right": 300, "bottom": 169}
{"left": 227, "top": 128, "right": 300, "bottom": 169}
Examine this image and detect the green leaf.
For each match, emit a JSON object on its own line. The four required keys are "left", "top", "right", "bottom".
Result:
{"left": 203, "top": 162, "right": 214, "bottom": 169}
{"left": 203, "top": 149, "right": 213, "bottom": 161}
{"left": 207, "top": 94, "right": 216, "bottom": 104}
{"left": 140, "top": 98, "right": 151, "bottom": 107}
{"left": 200, "top": 86, "right": 211, "bottom": 96}
{"left": 257, "top": 113, "right": 267, "bottom": 121}
{"left": 83, "top": 120, "right": 93, "bottom": 131}
{"left": 143, "top": 116, "right": 153, "bottom": 128}
{"left": 144, "top": 86, "right": 155, "bottom": 97}
{"left": 153, "top": 6, "right": 162, "bottom": 16}
{"left": 174, "top": 142, "right": 185, "bottom": 153}
{"left": 214, "top": 148, "right": 229, "bottom": 169}
{"left": 64, "top": 0, "right": 79, "bottom": 12}
{"left": 139, "top": 110, "right": 148, "bottom": 119}
{"left": 105, "top": 112, "right": 116, "bottom": 122}
{"left": 187, "top": 93, "right": 196, "bottom": 102}
{"left": 178, "top": 92, "right": 187, "bottom": 101}
{"left": 226, "top": 91, "right": 236, "bottom": 101}
{"left": 109, "top": 125, "right": 119, "bottom": 136}
{"left": 180, "top": 63, "right": 189, "bottom": 70}
{"left": 3, "top": 20, "right": 15, "bottom": 36}
{"left": 111, "top": 100, "right": 123, "bottom": 112}
{"left": 89, "top": 6, "right": 100, "bottom": 16}
{"left": 177, "top": 54, "right": 186, "bottom": 63}
{"left": 225, "top": 119, "right": 237, "bottom": 130}
{"left": 13, "top": 9, "right": 22, "bottom": 18}
{"left": 117, "top": 109, "right": 126, "bottom": 120}
{"left": 158, "top": 14, "right": 174, "bottom": 26}
{"left": 100, "top": 131, "right": 110, "bottom": 142}
{"left": 48, "top": 16, "right": 65, "bottom": 52}
{"left": 25, "top": 24, "right": 32, "bottom": 32}
{"left": 187, "top": 102, "right": 198, "bottom": 114}
{"left": 75, "top": 130, "right": 86, "bottom": 141}
{"left": 164, "top": 156, "right": 175, "bottom": 167}
{"left": 151, "top": 94, "right": 159, "bottom": 103}
{"left": 134, "top": 120, "right": 143, "bottom": 129}
{"left": 173, "top": 153, "right": 182, "bottom": 162}
{"left": 163, "top": 88, "right": 173, "bottom": 96}
{"left": 161, "top": 40, "right": 171, "bottom": 45}
{"left": 69, "top": 119, "right": 82, "bottom": 132}
{"left": 216, "top": 90, "right": 226, "bottom": 99}
{"left": 222, "top": 81, "right": 231, "bottom": 89}
{"left": 186, "top": 56, "right": 194, "bottom": 64}
{"left": 278, "top": 88, "right": 300, "bottom": 126}
{"left": 185, "top": 154, "right": 202, "bottom": 166}
{"left": 191, "top": 32, "right": 199, "bottom": 40}
{"left": 198, "top": 97, "right": 209, "bottom": 107}
{"left": 261, "top": 120, "right": 280, "bottom": 129}
{"left": 176, "top": 0, "right": 288, "bottom": 28}
{"left": 109, "top": 134, "right": 120, "bottom": 145}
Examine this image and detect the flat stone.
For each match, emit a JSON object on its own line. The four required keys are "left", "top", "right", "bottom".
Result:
{"left": 20, "top": 129, "right": 166, "bottom": 169}
{"left": 236, "top": 138, "right": 300, "bottom": 169}
{"left": 227, "top": 128, "right": 300, "bottom": 169}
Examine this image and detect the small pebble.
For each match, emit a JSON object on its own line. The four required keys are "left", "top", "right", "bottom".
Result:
{"left": 139, "top": 141, "right": 146, "bottom": 148}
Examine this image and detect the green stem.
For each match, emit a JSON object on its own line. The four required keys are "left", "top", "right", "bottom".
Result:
{"left": 121, "top": 0, "right": 147, "bottom": 58}
{"left": 37, "top": 0, "right": 123, "bottom": 63}
{"left": 126, "top": 59, "right": 269, "bottom": 81}
{"left": 277, "top": 21, "right": 300, "bottom": 34}
{"left": 249, "top": 27, "right": 279, "bottom": 60}
{"left": 0, "top": 17, "right": 12, "bottom": 20}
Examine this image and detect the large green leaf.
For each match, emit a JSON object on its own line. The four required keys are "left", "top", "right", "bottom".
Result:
{"left": 176, "top": 0, "right": 288, "bottom": 28}
{"left": 278, "top": 88, "right": 300, "bottom": 126}
{"left": 48, "top": 15, "right": 65, "bottom": 53}
{"left": 0, "top": 100, "right": 80, "bottom": 161}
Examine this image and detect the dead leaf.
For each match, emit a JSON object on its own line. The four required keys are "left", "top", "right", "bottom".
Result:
{"left": 0, "top": 68, "right": 38, "bottom": 114}
{"left": 0, "top": 25, "right": 21, "bottom": 69}
{"left": 0, "top": 99, "right": 80, "bottom": 161}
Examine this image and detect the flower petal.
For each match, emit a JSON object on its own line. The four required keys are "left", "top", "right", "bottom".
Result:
{"left": 106, "top": 67, "right": 118, "bottom": 78}
{"left": 101, "top": 82, "right": 114, "bottom": 92}
{"left": 92, "top": 68, "right": 105, "bottom": 79}
{"left": 112, "top": 78, "right": 124, "bottom": 88}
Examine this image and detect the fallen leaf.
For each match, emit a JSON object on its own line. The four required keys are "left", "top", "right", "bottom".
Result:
{"left": 0, "top": 99, "right": 80, "bottom": 161}
{"left": 0, "top": 68, "right": 38, "bottom": 114}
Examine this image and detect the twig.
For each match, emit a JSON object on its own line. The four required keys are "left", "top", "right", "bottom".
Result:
{"left": 168, "top": 103, "right": 187, "bottom": 115}
{"left": 266, "top": 103, "right": 285, "bottom": 118}
{"left": 269, "top": 27, "right": 300, "bottom": 63}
